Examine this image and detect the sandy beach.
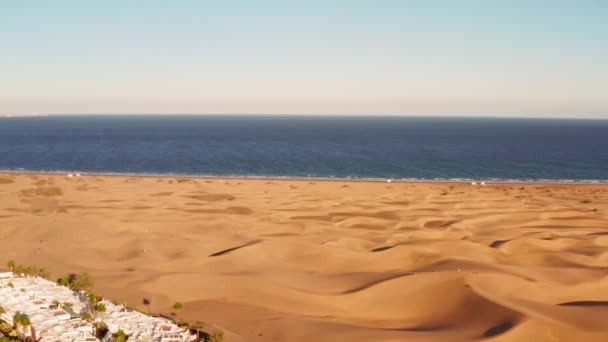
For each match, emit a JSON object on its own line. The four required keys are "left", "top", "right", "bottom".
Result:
{"left": 1, "top": 173, "right": 608, "bottom": 341}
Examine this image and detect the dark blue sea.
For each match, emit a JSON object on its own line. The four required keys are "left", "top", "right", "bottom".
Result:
{"left": 1, "top": 115, "right": 607, "bottom": 182}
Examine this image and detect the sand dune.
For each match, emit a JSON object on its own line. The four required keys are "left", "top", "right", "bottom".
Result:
{"left": 1, "top": 173, "right": 607, "bottom": 341}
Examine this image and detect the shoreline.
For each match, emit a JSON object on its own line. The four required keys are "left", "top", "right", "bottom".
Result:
{"left": 1, "top": 169, "right": 607, "bottom": 185}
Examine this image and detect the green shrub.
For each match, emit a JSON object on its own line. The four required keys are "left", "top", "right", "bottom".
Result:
{"left": 111, "top": 329, "right": 128, "bottom": 342}
{"left": 209, "top": 330, "right": 224, "bottom": 342}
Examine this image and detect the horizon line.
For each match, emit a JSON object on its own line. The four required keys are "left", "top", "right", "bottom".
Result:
{"left": 2, "top": 113, "right": 607, "bottom": 120}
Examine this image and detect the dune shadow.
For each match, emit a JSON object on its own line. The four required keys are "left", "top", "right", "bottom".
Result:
{"left": 482, "top": 320, "right": 517, "bottom": 338}
{"left": 337, "top": 272, "right": 416, "bottom": 294}
{"left": 208, "top": 240, "right": 263, "bottom": 257}
{"left": 558, "top": 301, "right": 608, "bottom": 307}
{"left": 184, "top": 193, "right": 235, "bottom": 201}
{"left": 424, "top": 220, "right": 458, "bottom": 229}
{"left": 489, "top": 240, "right": 509, "bottom": 248}
{"left": 371, "top": 246, "right": 395, "bottom": 252}
{"left": 174, "top": 206, "right": 252, "bottom": 215}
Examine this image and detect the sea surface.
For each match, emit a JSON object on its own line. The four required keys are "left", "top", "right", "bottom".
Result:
{"left": 1, "top": 115, "right": 607, "bottom": 182}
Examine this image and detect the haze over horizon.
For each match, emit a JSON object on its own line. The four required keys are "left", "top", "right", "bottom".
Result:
{"left": 2, "top": 1, "right": 607, "bottom": 118}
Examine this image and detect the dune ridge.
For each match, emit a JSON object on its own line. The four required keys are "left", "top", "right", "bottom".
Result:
{"left": 0, "top": 173, "right": 607, "bottom": 341}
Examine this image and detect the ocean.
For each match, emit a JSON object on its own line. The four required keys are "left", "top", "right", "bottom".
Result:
{"left": 1, "top": 115, "right": 607, "bottom": 182}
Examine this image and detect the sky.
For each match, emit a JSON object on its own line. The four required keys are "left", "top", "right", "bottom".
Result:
{"left": 1, "top": 1, "right": 607, "bottom": 117}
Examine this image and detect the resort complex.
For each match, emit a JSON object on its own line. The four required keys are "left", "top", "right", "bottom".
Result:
{"left": 0, "top": 266, "right": 200, "bottom": 342}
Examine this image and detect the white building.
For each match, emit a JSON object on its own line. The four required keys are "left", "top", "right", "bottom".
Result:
{"left": 0, "top": 276, "right": 195, "bottom": 341}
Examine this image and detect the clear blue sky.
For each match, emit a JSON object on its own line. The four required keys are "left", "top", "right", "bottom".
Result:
{"left": 1, "top": 0, "right": 607, "bottom": 117}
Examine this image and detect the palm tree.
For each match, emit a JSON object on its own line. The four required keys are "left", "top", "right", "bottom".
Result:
{"left": 57, "top": 277, "right": 71, "bottom": 287}
{"left": 12, "top": 313, "right": 21, "bottom": 330}
{"left": 95, "top": 303, "right": 106, "bottom": 314}
{"left": 6, "top": 260, "right": 15, "bottom": 272}
{"left": 19, "top": 316, "right": 30, "bottom": 339}
{"left": 14, "top": 264, "right": 25, "bottom": 276}
{"left": 142, "top": 298, "right": 151, "bottom": 314}
{"left": 25, "top": 266, "right": 36, "bottom": 277}
{"left": 71, "top": 272, "right": 94, "bottom": 291}
{"left": 83, "top": 291, "right": 102, "bottom": 321}
{"left": 12, "top": 313, "right": 30, "bottom": 339}
{"left": 191, "top": 321, "right": 205, "bottom": 341}
{"left": 37, "top": 267, "right": 51, "bottom": 280}
{"left": 209, "top": 330, "right": 224, "bottom": 342}
{"left": 111, "top": 329, "right": 128, "bottom": 342}
{"left": 93, "top": 321, "right": 108, "bottom": 339}
{"left": 172, "top": 302, "right": 183, "bottom": 321}
{"left": 85, "top": 291, "right": 97, "bottom": 306}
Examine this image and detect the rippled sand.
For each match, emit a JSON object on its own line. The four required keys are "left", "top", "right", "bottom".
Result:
{"left": 1, "top": 173, "right": 608, "bottom": 341}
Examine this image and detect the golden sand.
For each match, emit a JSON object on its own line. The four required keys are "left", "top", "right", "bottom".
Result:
{"left": 1, "top": 173, "right": 608, "bottom": 341}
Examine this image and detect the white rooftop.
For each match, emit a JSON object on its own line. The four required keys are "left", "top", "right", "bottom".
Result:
{"left": 0, "top": 276, "right": 194, "bottom": 342}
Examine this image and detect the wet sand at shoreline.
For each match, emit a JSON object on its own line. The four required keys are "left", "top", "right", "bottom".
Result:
{"left": 1, "top": 173, "right": 608, "bottom": 341}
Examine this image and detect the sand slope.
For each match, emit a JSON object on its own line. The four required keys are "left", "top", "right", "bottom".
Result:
{"left": 1, "top": 174, "right": 608, "bottom": 341}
